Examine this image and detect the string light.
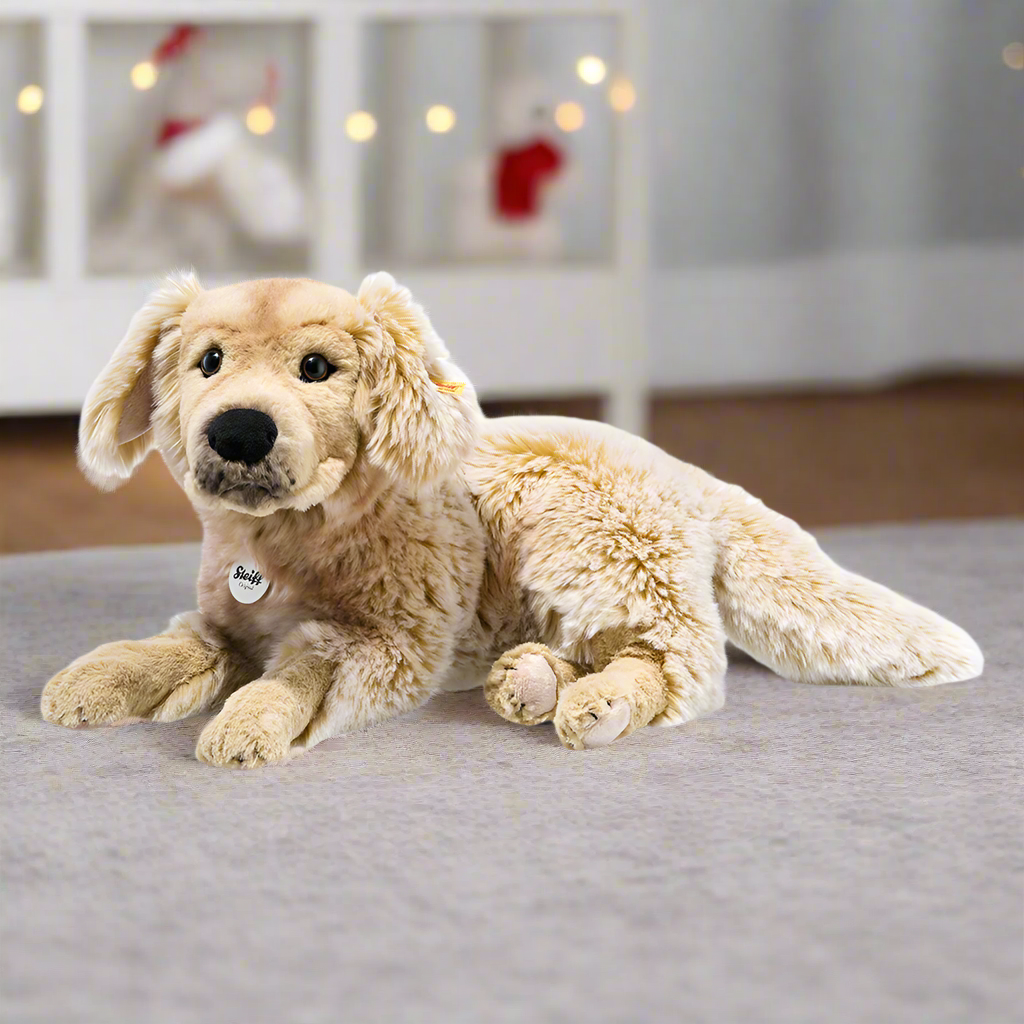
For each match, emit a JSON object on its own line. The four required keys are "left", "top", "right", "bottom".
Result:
{"left": 16, "top": 84, "right": 43, "bottom": 114}
{"left": 425, "top": 104, "right": 456, "bottom": 133}
{"left": 576, "top": 56, "right": 607, "bottom": 85}
{"left": 345, "top": 111, "right": 377, "bottom": 142}
{"left": 1003, "top": 42, "right": 1024, "bottom": 70}
{"left": 608, "top": 76, "right": 636, "bottom": 112}
{"left": 554, "top": 101, "right": 585, "bottom": 132}
{"left": 130, "top": 61, "right": 158, "bottom": 90}
{"left": 246, "top": 104, "right": 275, "bottom": 135}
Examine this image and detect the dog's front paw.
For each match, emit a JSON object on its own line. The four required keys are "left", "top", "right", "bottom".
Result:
{"left": 196, "top": 680, "right": 297, "bottom": 768}
{"left": 42, "top": 633, "right": 229, "bottom": 728}
{"left": 554, "top": 677, "right": 632, "bottom": 751}
{"left": 42, "top": 649, "right": 145, "bottom": 728}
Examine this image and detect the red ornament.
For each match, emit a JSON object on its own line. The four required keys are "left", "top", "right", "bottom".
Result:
{"left": 494, "top": 138, "right": 563, "bottom": 219}
{"left": 155, "top": 118, "right": 206, "bottom": 147}
{"left": 153, "top": 25, "right": 202, "bottom": 65}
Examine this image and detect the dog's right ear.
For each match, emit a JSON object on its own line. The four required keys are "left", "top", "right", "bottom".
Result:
{"left": 78, "top": 272, "right": 203, "bottom": 490}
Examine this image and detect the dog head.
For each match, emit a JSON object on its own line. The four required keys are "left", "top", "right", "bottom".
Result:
{"left": 78, "top": 273, "right": 482, "bottom": 516}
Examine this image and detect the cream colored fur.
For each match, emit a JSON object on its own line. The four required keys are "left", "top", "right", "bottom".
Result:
{"left": 41, "top": 274, "right": 984, "bottom": 766}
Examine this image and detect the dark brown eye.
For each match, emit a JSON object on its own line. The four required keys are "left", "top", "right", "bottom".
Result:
{"left": 199, "top": 349, "right": 222, "bottom": 377}
{"left": 300, "top": 353, "right": 333, "bottom": 383}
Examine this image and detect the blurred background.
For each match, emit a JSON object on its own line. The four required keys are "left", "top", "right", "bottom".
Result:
{"left": 0, "top": 0, "right": 1021, "bottom": 553}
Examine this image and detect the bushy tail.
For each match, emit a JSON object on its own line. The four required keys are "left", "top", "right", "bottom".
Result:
{"left": 710, "top": 485, "right": 983, "bottom": 686}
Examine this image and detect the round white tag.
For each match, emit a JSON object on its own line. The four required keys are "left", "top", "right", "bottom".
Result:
{"left": 228, "top": 562, "right": 270, "bottom": 604}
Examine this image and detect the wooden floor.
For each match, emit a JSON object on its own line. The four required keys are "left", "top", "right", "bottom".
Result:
{"left": 2, "top": 375, "right": 1021, "bottom": 554}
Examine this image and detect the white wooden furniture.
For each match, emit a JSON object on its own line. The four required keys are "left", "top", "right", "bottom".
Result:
{"left": 0, "top": 0, "right": 650, "bottom": 434}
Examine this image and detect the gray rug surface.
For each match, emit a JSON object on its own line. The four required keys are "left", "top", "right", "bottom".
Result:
{"left": 1, "top": 520, "right": 1021, "bottom": 1024}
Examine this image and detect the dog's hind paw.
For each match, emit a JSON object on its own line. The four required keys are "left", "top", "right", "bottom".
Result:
{"left": 554, "top": 677, "right": 633, "bottom": 751}
{"left": 485, "top": 643, "right": 581, "bottom": 726}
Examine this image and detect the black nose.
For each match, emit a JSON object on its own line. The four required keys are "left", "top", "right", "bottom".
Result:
{"left": 206, "top": 408, "right": 278, "bottom": 465}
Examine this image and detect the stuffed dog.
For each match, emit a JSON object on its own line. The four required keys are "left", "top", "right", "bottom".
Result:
{"left": 41, "top": 274, "right": 984, "bottom": 765}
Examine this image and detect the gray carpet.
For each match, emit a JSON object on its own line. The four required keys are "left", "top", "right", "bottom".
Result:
{"left": 1, "top": 521, "right": 1021, "bottom": 1024}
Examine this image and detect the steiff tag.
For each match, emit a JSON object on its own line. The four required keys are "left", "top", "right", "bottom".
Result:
{"left": 431, "top": 378, "right": 466, "bottom": 396}
{"left": 228, "top": 562, "right": 270, "bottom": 604}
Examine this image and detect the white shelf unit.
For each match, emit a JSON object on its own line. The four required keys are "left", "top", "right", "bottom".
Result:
{"left": 0, "top": 0, "right": 651, "bottom": 435}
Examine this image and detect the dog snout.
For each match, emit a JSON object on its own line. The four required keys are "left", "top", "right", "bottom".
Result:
{"left": 206, "top": 408, "right": 278, "bottom": 466}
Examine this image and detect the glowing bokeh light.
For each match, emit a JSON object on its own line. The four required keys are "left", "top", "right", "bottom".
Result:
{"left": 554, "top": 101, "right": 585, "bottom": 132}
{"left": 130, "top": 61, "right": 159, "bottom": 90}
{"left": 246, "top": 104, "right": 275, "bottom": 135}
{"left": 576, "top": 56, "right": 607, "bottom": 85}
{"left": 1003, "top": 42, "right": 1024, "bottom": 70}
{"left": 16, "top": 84, "right": 43, "bottom": 114}
{"left": 425, "top": 104, "right": 456, "bottom": 133}
{"left": 345, "top": 111, "right": 377, "bottom": 142}
{"left": 608, "top": 76, "right": 636, "bottom": 112}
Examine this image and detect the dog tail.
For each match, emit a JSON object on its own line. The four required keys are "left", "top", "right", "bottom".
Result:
{"left": 709, "top": 484, "right": 983, "bottom": 686}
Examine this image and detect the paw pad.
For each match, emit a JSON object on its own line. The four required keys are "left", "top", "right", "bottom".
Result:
{"left": 555, "top": 691, "right": 631, "bottom": 750}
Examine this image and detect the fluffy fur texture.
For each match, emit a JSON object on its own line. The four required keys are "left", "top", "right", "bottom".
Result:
{"left": 42, "top": 274, "right": 984, "bottom": 766}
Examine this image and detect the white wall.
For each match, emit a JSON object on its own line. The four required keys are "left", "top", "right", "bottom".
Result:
{"left": 647, "top": 0, "right": 1024, "bottom": 388}
{"left": 652, "top": 243, "right": 1022, "bottom": 390}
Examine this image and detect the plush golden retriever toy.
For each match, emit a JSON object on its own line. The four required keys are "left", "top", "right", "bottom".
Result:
{"left": 41, "top": 273, "right": 983, "bottom": 766}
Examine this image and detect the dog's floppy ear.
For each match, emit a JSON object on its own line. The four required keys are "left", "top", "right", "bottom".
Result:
{"left": 357, "top": 272, "right": 482, "bottom": 488}
{"left": 78, "top": 271, "right": 203, "bottom": 490}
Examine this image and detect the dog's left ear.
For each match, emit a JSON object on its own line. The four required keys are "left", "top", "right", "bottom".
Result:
{"left": 357, "top": 272, "right": 482, "bottom": 488}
